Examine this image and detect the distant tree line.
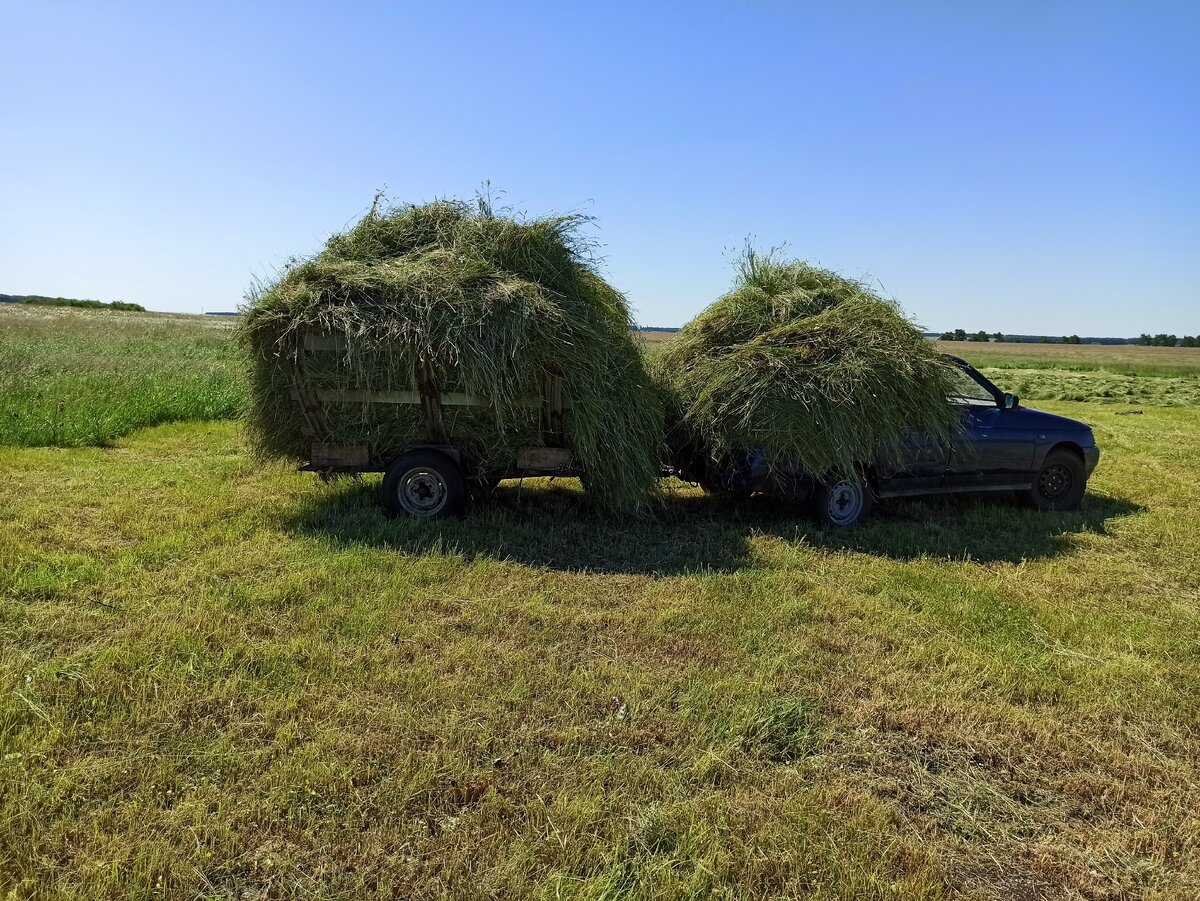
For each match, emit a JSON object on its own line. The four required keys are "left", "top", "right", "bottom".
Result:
{"left": 1138, "top": 333, "right": 1198, "bottom": 347}
{"left": 936, "top": 329, "right": 1084, "bottom": 344}
{"left": 937, "top": 329, "right": 1197, "bottom": 346}
{"left": 0, "top": 294, "right": 146, "bottom": 312}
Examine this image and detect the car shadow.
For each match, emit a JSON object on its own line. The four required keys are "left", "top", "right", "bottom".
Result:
{"left": 286, "top": 478, "right": 1145, "bottom": 576}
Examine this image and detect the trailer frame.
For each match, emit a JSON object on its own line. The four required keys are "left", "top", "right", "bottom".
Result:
{"left": 286, "top": 332, "right": 581, "bottom": 515}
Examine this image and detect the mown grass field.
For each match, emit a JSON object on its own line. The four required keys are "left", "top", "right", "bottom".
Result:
{"left": 934, "top": 340, "right": 1200, "bottom": 378}
{"left": 2, "top": 308, "right": 1199, "bottom": 899}
{"left": 937, "top": 341, "right": 1200, "bottom": 407}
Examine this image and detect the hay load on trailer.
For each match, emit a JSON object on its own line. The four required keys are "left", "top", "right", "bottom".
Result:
{"left": 649, "top": 247, "right": 961, "bottom": 504}
{"left": 239, "top": 197, "right": 663, "bottom": 517}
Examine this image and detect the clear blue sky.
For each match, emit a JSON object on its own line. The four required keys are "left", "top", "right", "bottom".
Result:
{"left": 2, "top": 2, "right": 1197, "bottom": 335}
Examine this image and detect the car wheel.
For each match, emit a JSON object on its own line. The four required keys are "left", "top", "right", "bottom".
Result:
{"left": 1023, "top": 449, "right": 1086, "bottom": 511}
{"left": 813, "top": 476, "right": 873, "bottom": 527}
{"left": 382, "top": 449, "right": 467, "bottom": 518}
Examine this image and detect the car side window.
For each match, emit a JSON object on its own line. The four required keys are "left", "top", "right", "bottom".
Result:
{"left": 947, "top": 368, "right": 997, "bottom": 406}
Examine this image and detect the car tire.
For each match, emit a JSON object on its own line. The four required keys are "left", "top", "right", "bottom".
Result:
{"left": 812, "top": 475, "right": 873, "bottom": 528}
{"left": 1023, "top": 449, "right": 1086, "bottom": 512}
{"left": 382, "top": 449, "right": 467, "bottom": 519}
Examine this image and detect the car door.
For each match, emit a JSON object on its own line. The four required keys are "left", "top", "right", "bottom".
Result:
{"left": 947, "top": 402, "right": 1037, "bottom": 487}
{"left": 874, "top": 430, "right": 949, "bottom": 494}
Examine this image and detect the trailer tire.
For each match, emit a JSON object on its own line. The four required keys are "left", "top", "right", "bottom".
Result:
{"left": 382, "top": 449, "right": 467, "bottom": 519}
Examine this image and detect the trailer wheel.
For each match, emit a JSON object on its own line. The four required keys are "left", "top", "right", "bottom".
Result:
{"left": 382, "top": 450, "right": 467, "bottom": 518}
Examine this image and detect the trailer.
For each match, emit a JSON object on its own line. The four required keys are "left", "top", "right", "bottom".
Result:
{"left": 286, "top": 332, "right": 581, "bottom": 518}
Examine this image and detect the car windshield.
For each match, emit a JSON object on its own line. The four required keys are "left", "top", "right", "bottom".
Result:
{"left": 947, "top": 367, "right": 997, "bottom": 406}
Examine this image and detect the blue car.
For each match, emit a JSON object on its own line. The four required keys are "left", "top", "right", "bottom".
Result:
{"left": 687, "top": 355, "right": 1101, "bottom": 527}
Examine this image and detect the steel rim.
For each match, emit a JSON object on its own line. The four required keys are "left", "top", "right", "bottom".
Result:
{"left": 398, "top": 467, "right": 448, "bottom": 515}
{"left": 1038, "top": 463, "right": 1072, "bottom": 500}
{"left": 826, "top": 480, "right": 864, "bottom": 525}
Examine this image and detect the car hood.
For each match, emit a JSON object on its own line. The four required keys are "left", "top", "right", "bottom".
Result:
{"left": 1006, "top": 406, "right": 1092, "bottom": 434}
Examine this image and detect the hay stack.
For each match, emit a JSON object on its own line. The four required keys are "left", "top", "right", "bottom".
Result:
{"left": 650, "top": 248, "right": 960, "bottom": 480}
{"left": 239, "top": 197, "right": 663, "bottom": 514}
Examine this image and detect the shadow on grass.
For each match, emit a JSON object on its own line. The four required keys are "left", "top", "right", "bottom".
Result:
{"left": 287, "top": 478, "right": 1144, "bottom": 575}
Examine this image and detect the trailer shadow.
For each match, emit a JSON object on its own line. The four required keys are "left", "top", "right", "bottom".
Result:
{"left": 288, "top": 478, "right": 1143, "bottom": 575}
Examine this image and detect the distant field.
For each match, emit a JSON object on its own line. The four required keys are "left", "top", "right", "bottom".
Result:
{"left": 636, "top": 328, "right": 679, "bottom": 345}
{"left": 0, "top": 305, "right": 245, "bottom": 447}
{"left": 936, "top": 339, "right": 1200, "bottom": 378}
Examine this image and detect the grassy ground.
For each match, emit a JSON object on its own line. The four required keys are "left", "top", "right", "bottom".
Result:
{"left": 2, "top": 403, "right": 1198, "bottom": 899}
{"left": 3, "top": 309, "right": 1199, "bottom": 898}
{"left": 979, "top": 368, "right": 1200, "bottom": 407}
{"left": 0, "top": 305, "right": 245, "bottom": 447}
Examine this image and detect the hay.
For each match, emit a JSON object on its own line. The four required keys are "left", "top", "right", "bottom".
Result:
{"left": 239, "top": 196, "right": 663, "bottom": 515}
{"left": 649, "top": 248, "right": 961, "bottom": 481}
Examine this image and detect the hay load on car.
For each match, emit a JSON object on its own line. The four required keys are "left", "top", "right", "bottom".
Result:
{"left": 239, "top": 197, "right": 663, "bottom": 517}
{"left": 650, "top": 247, "right": 961, "bottom": 488}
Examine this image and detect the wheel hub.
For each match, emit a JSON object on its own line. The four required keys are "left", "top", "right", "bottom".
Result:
{"left": 400, "top": 468, "right": 448, "bottom": 514}
{"left": 1039, "top": 464, "right": 1071, "bottom": 499}
{"left": 827, "top": 481, "right": 864, "bottom": 525}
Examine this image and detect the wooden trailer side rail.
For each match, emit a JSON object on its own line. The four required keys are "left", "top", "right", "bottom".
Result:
{"left": 286, "top": 337, "right": 332, "bottom": 442}
{"left": 296, "top": 333, "right": 575, "bottom": 475}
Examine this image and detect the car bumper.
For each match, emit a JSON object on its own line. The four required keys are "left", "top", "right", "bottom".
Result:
{"left": 1083, "top": 445, "right": 1100, "bottom": 477}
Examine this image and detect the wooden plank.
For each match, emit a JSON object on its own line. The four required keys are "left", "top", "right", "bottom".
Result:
{"left": 303, "top": 333, "right": 346, "bottom": 352}
{"left": 317, "top": 389, "right": 480, "bottom": 406}
{"left": 417, "top": 359, "right": 448, "bottom": 444}
{"left": 316, "top": 388, "right": 551, "bottom": 408}
{"left": 288, "top": 340, "right": 331, "bottom": 440}
{"left": 311, "top": 442, "right": 369, "bottom": 468}
{"left": 319, "top": 388, "right": 423, "bottom": 405}
{"left": 516, "top": 447, "right": 574, "bottom": 471}
{"left": 542, "top": 374, "right": 564, "bottom": 441}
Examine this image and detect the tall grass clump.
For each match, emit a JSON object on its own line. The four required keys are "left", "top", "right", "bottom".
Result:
{"left": 0, "top": 305, "right": 245, "bottom": 447}
{"left": 239, "top": 196, "right": 663, "bottom": 515}
{"left": 650, "top": 248, "right": 961, "bottom": 479}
